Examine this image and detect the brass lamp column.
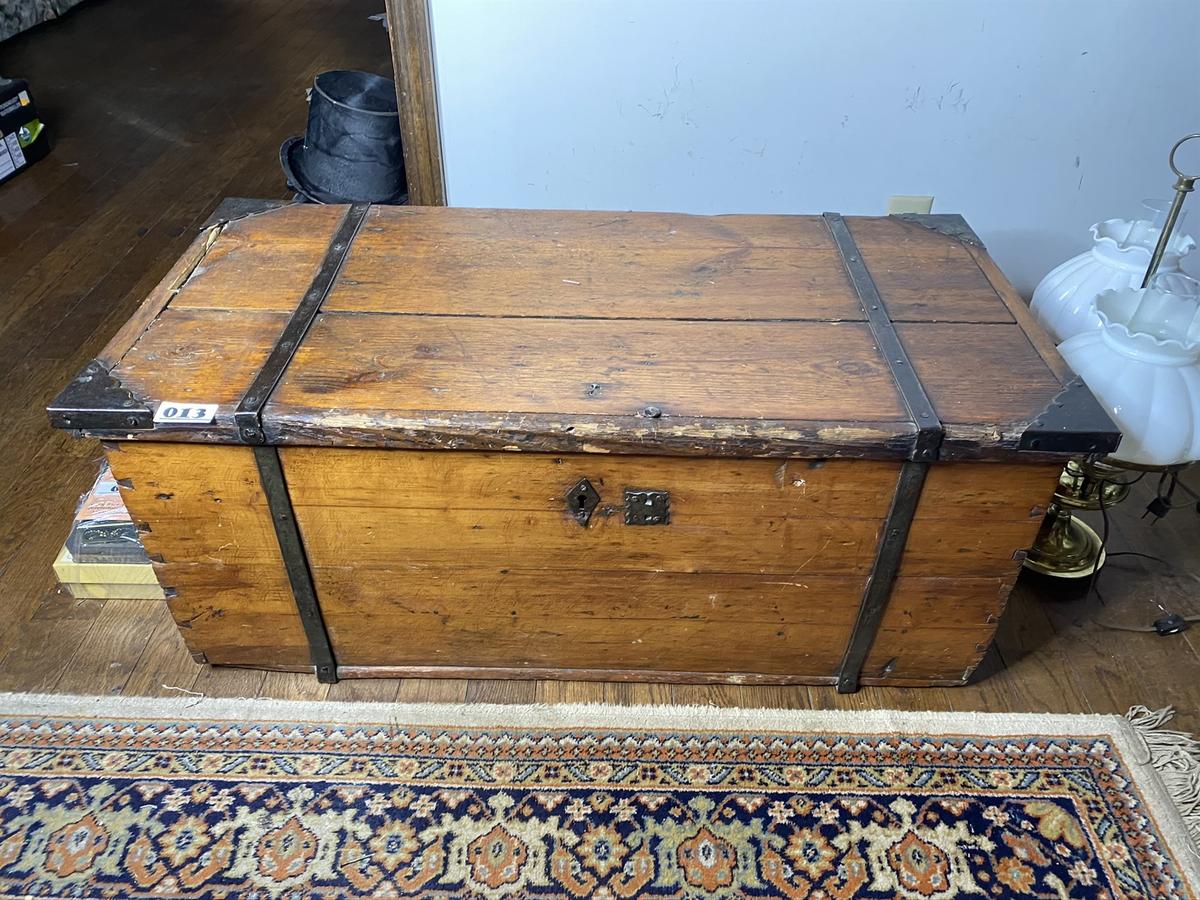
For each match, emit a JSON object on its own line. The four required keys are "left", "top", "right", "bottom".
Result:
{"left": 1023, "top": 459, "right": 1130, "bottom": 577}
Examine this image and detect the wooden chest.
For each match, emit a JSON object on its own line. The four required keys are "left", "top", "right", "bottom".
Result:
{"left": 49, "top": 201, "right": 1119, "bottom": 691}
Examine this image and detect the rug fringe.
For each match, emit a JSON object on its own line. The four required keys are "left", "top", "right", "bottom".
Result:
{"left": 1127, "top": 706, "right": 1200, "bottom": 851}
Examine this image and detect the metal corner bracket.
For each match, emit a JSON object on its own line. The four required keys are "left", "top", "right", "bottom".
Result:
{"left": 1019, "top": 376, "right": 1122, "bottom": 454}
{"left": 200, "top": 197, "right": 292, "bottom": 231}
{"left": 47, "top": 359, "right": 155, "bottom": 431}
{"left": 892, "top": 212, "right": 986, "bottom": 249}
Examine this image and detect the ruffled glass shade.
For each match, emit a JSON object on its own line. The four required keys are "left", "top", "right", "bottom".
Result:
{"left": 1058, "top": 274, "right": 1200, "bottom": 467}
{"left": 1031, "top": 200, "right": 1196, "bottom": 343}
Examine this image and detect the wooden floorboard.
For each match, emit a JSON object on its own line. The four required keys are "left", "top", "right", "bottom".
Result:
{"left": 1, "top": 0, "right": 1198, "bottom": 730}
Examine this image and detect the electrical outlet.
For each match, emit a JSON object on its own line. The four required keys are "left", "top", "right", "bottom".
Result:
{"left": 887, "top": 195, "right": 934, "bottom": 215}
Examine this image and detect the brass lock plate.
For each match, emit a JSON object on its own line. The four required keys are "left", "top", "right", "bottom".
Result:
{"left": 624, "top": 489, "right": 669, "bottom": 525}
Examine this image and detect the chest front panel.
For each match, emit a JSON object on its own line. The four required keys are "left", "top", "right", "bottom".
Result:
{"left": 107, "top": 441, "right": 1056, "bottom": 685}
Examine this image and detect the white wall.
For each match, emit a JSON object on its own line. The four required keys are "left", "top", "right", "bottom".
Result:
{"left": 429, "top": 0, "right": 1200, "bottom": 296}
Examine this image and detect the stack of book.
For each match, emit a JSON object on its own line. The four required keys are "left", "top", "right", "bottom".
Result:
{"left": 53, "top": 465, "right": 164, "bottom": 600}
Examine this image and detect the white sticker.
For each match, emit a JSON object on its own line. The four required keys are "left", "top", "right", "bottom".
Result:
{"left": 0, "top": 135, "right": 15, "bottom": 180}
{"left": 154, "top": 401, "right": 218, "bottom": 425}
{"left": 4, "top": 133, "right": 24, "bottom": 169}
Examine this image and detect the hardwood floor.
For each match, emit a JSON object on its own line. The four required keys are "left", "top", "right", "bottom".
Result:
{"left": 2, "top": 0, "right": 1198, "bottom": 728}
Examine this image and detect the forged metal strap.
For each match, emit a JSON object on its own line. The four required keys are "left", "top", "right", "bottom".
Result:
{"left": 822, "top": 212, "right": 943, "bottom": 462}
{"left": 235, "top": 202, "right": 370, "bottom": 445}
{"left": 823, "top": 212, "right": 944, "bottom": 693}
{"left": 235, "top": 204, "right": 368, "bottom": 684}
{"left": 254, "top": 445, "right": 338, "bottom": 683}
{"left": 835, "top": 460, "right": 928, "bottom": 693}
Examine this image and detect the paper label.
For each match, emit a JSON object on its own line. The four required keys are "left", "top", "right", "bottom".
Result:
{"left": 153, "top": 401, "right": 218, "bottom": 425}
{"left": 4, "top": 133, "right": 24, "bottom": 168}
{"left": 0, "top": 133, "right": 18, "bottom": 180}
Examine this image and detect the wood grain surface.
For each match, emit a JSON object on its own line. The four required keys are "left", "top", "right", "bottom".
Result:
{"left": 97, "top": 229, "right": 218, "bottom": 368}
{"left": 279, "top": 450, "right": 899, "bottom": 515}
{"left": 847, "top": 216, "right": 1014, "bottom": 324}
{"left": 284, "top": 449, "right": 892, "bottom": 576}
{"left": 270, "top": 314, "right": 908, "bottom": 421}
{"left": 327, "top": 206, "right": 863, "bottom": 320}
{"left": 273, "top": 449, "right": 1057, "bottom": 682}
{"left": 103, "top": 442, "right": 312, "bottom": 669}
{"left": 897, "top": 323, "right": 1063, "bottom": 426}
{"left": 965, "top": 241, "right": 1072, "bottom": 384}
{"left": 167, "top": 203, "right": 344, "bottom": 312}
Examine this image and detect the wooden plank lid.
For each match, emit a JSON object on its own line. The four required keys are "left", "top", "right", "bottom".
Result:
{"left": 48, "top": 200, "right": 1120, "bottom": 461}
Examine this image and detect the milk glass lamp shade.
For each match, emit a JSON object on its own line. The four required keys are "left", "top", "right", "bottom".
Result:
{"left": 1058, "top": 274, "right": 1200, "bottom": 467}
{"left": 1031, "top": 199, "right": 1196, "bottom": 343}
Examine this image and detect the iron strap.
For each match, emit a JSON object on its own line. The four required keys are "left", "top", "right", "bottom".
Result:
{"left": 235, "top": 203, "right": 369, "bottom": 685}
{"left": 252, "top": 445, "right": 338, "bottom": 683}
{"left": 234, "top": 202, "right": 370, "bottom": 445}
{"left": 823, "top": 212, "right": 944, "bottom": 693}
{"left": 822, "top": 212, "right": 943, "bottom": 462}
{"left": 835, "top": 459, "right": 929, "bottom": 693}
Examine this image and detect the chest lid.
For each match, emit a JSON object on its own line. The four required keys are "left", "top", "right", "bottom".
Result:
{"left": 49, "top": 201, "right": 1119, "bottom": 461}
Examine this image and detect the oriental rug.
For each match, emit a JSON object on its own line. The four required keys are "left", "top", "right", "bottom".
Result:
{"left": 0, "top": 695, "right": 1196, "bottom": 899}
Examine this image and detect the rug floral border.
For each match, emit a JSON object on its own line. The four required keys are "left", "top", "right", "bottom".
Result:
{"left": 0, "top": 697, "right": 1194, "bottom": 898}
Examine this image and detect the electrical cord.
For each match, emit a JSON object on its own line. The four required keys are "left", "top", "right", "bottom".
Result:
{"left": 1083, "top": 472, "right": 1112, "bottom": 600}
{"left": 1108, "top": 550, "right": 1169, "bottom": 565}
{"left": 1087, "top": 467, "right": 1198, "bottom": 635}
{"left": 1142, "top": 469, "right": 1200, "bottom": 515}
{"left": 1092, "top": 616, "right": 1200, "bottom": 633}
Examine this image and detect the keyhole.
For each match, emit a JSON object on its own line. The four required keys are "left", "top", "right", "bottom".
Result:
{"left": 568, "top": 478, "right": 598, "bottom": 527}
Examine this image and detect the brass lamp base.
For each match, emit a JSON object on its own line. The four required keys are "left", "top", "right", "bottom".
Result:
{"left": 1023, "top": 503, "right": 1107, "bottom": 578}
{"left": 1023, "top": 459, "right": 1129, "bottom": 579}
